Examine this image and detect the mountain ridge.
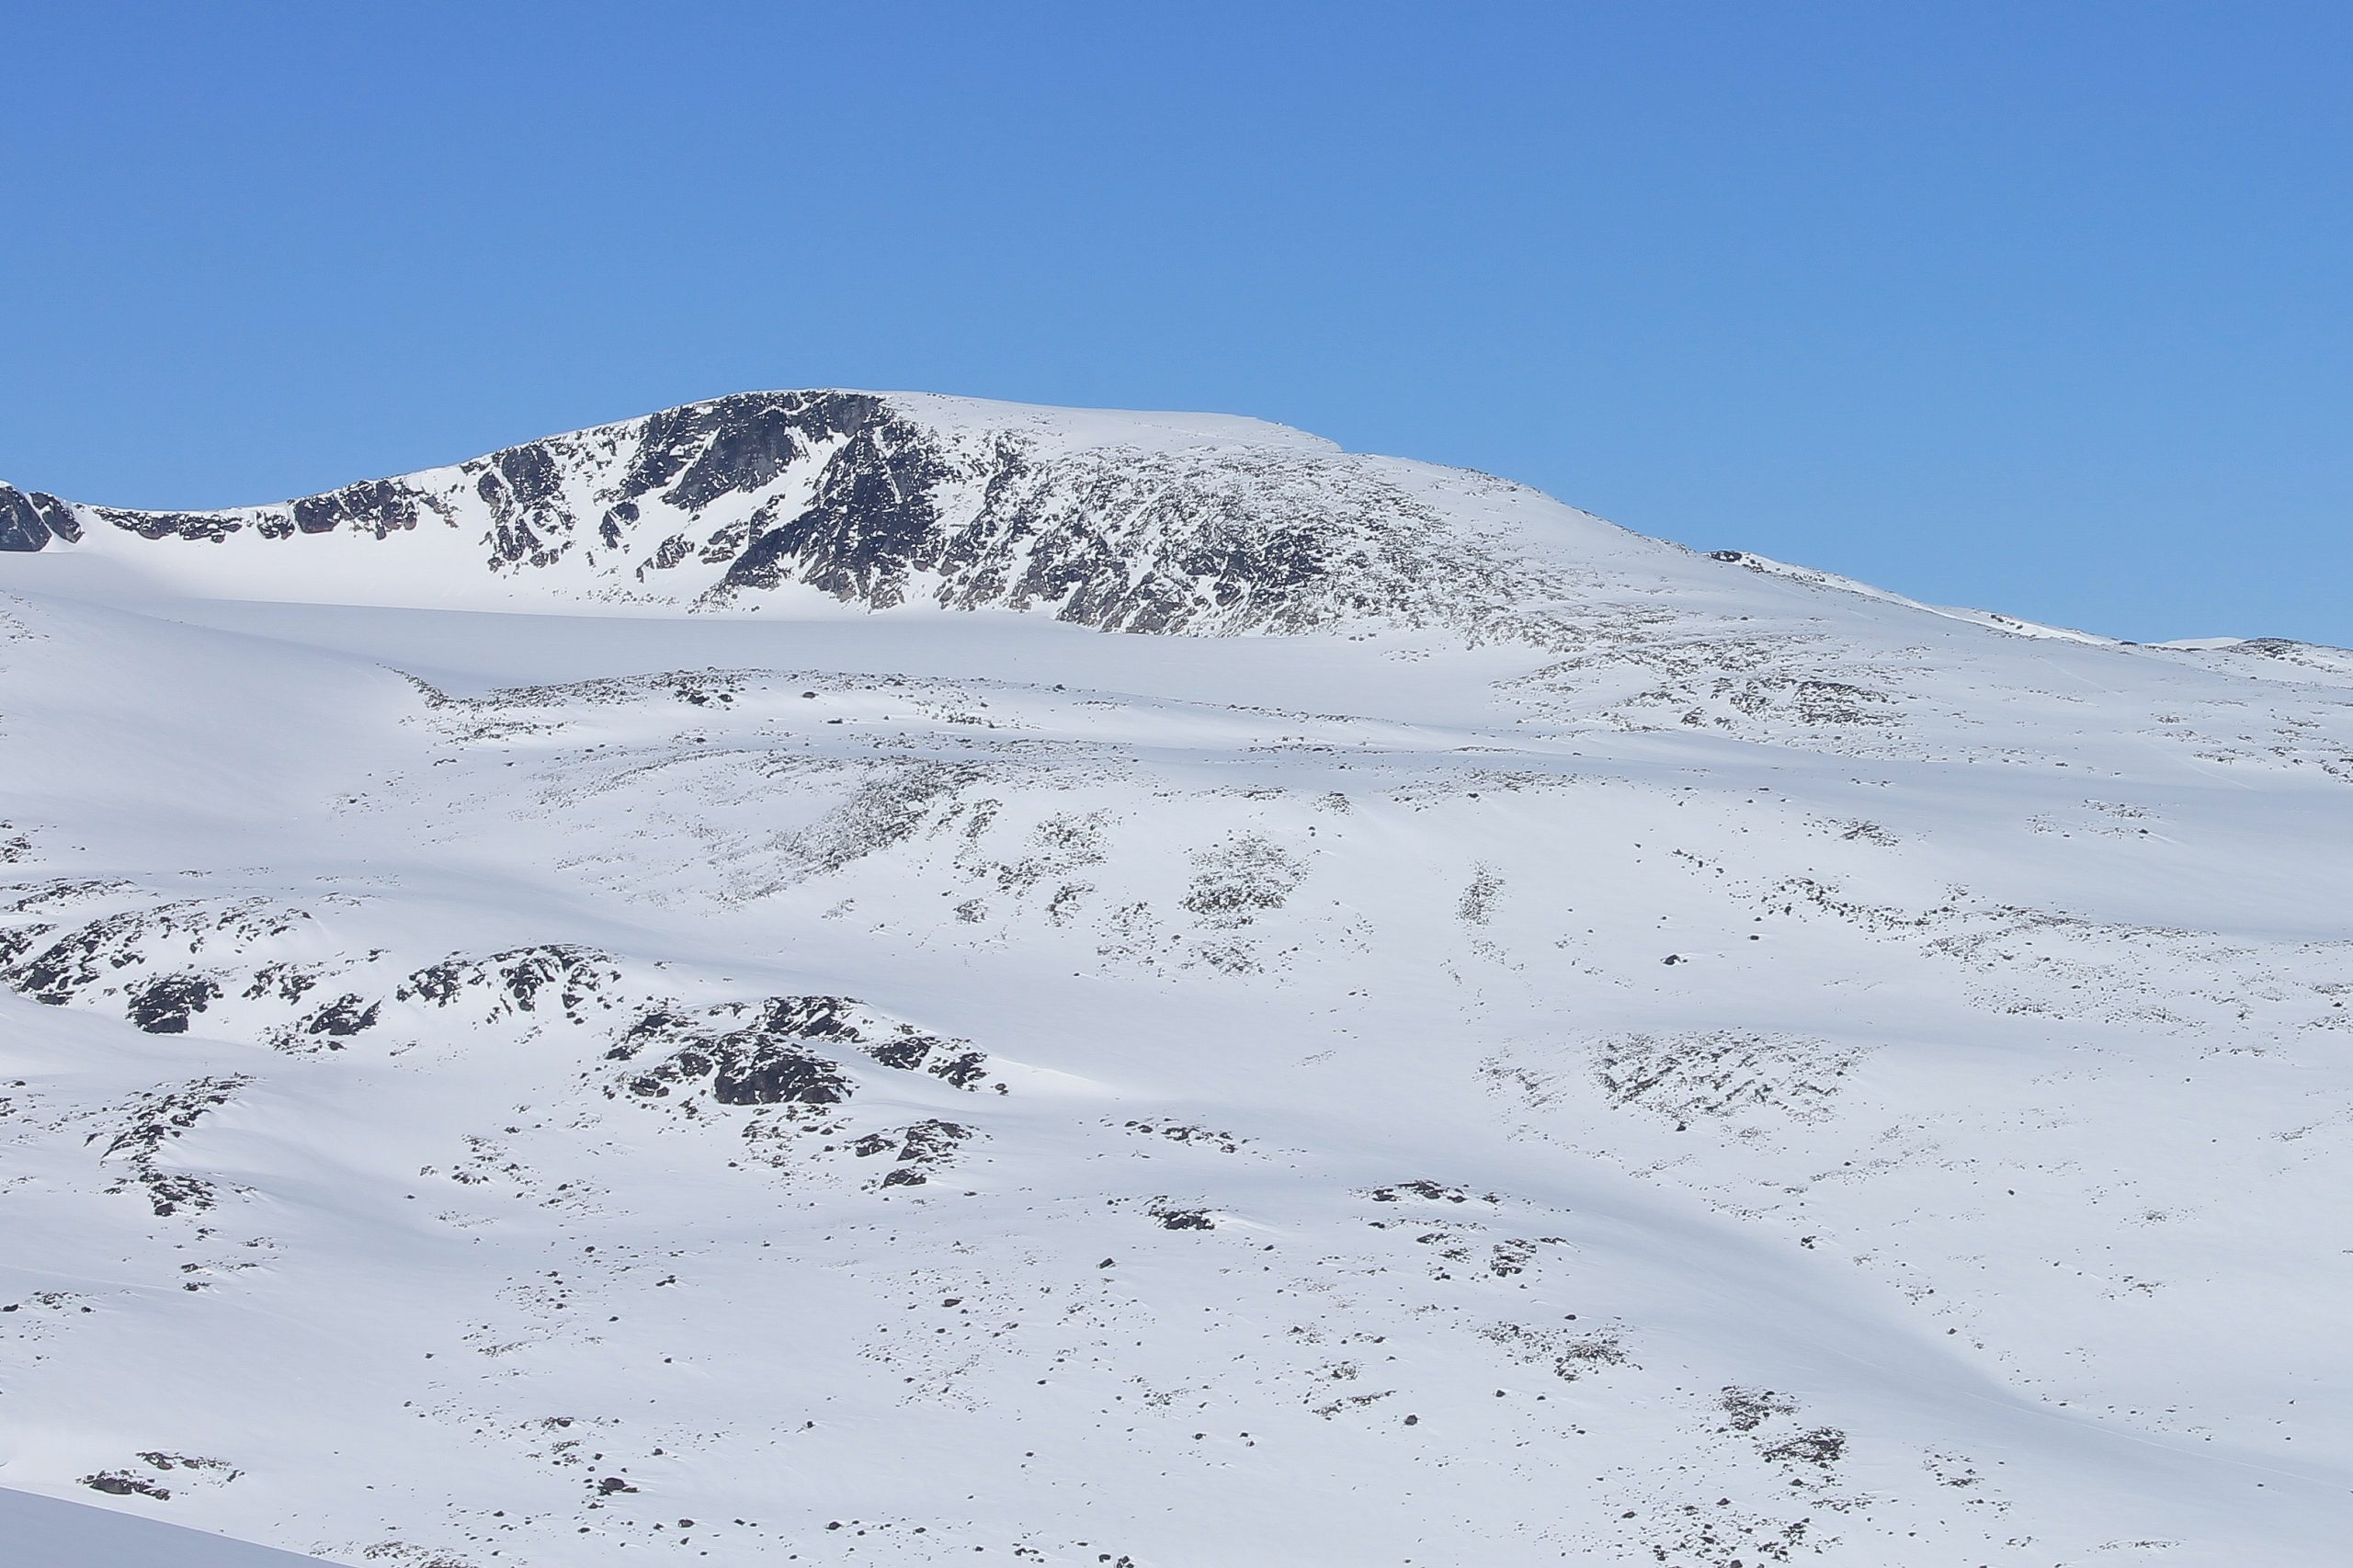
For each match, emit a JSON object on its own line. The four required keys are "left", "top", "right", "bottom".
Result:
{"left": 9, "top": 392, "right": 2337, "bottom": 665}
{"left": 0, "top": 391, "right": 1614, "bottom": 642}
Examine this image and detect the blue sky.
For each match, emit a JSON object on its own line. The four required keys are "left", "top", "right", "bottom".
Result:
{"left": 5, "top": 2, "right": 2347, "bottom": 642}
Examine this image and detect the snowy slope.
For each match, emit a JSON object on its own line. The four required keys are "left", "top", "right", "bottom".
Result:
{"left": 4, "top": 392, "right": 2352, "bottom": 1568}
{"left": 3, "top": 1483, "right": 338, "bottom": 1568}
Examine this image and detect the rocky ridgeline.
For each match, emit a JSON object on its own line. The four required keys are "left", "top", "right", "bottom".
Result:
{"left": 0, "top": 391, "right": 1559, "bottom": 638}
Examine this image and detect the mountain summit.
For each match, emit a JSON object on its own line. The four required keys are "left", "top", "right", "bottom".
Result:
{"left": 1, "top": 390, "right": 1650, "bottom": 637}
{"left": 3, "top": 393, "right": 2349, "bottom": 1566}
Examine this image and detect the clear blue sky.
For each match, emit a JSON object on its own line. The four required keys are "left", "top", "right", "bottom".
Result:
{"left": 5, "top": 2, "right": 2347, "bottom": 642}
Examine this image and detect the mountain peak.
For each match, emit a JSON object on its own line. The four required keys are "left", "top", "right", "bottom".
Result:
{"left": 0, "top": 390, "right": 1633, "bottom": 634}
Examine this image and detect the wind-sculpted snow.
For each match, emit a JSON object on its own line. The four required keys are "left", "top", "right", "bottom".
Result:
{"left": 5, "top": 397, "right": 2353, "bottom": 1567}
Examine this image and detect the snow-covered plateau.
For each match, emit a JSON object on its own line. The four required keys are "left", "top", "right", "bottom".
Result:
{"left": 2, "top": 391, "right": 2348, "bottom": 1566}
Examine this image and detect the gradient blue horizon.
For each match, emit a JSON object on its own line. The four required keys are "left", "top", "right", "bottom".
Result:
{"left": 4, "top": 2, "right": 2347, "bottom": 643}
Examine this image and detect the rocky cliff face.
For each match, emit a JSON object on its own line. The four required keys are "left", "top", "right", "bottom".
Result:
{"left": 0, "top": 483, "right": 83, "bottom": 551}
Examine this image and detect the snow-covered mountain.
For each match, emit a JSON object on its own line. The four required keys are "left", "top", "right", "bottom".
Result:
{"left": 4, "top": 392, "right": 2350, "bottom": 1567}
{"left": 0, "top": 391, "right": 1598, "bottom": 638}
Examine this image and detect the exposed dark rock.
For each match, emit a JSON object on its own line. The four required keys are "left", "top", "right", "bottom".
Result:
{"left": 290, "top": 477, "right": 438, "bottom": 539}
{"left": 1480, "top": 1322, "right": 1630, "bottom": 1381}
{"left": 98, "top": 1074, "right": 252, "bottom": 1216}
{"left": 1124, "top": 1120, "right": 1247, "bottom": 1153}
{"left": 1366, "top": 1180, "right": 1495, "bottom": 1205}
{"left": 82, "top": 1471, "right": 170, "bottom": 1499}
{"left": 396, "top": 945, "right": 621, "bottom": 1024}
{"left": 1718, "top": 1386, "right": 1800, "bottom": 1434}
{"left": 709, "top": 1048, "right": 848, "bottom": 1107}
{"left": 93, "top": 506, "right": 245, "bottom": 542}
{"left": 614, "top": 1000, "right": 856, "bottom": 1107}
{"left": 858, "top": 1023, "right": 992, "bottom": 1090}
{"left": 243, "top": 962, "right": 323, "bottom": 1006}
{"left": 1761, "top": 1427, "right": 1848, "bottom": 1469}
{"left": 496, "top": 442, "right": 565, "bottom": 510}
{"left": 0, "top": 890, "right": 308, "bottom": 1012}
{"left": 856, "top": 1117, "right": 976, "bottom": 1188}
{"left": 722, "top": 404, "right": 942, "bottom": 602}
{"left": 621, "top": 391, "right": 877, "bottom": 507}
{"left": 0, "top": 920, "right": 52, "bottom": 970}
{"left": 126, "top": 972, "right": 222, "bottom": 1033}
{"left": 136, "top": 1451, "right": 240, "bottom": 1480}
{"left": 0, "top": 485, "right": 83, "bottom": 550}
{"left": 34, "top": 492, "right": 81, "bottom": 541}
{"left": 642, "top": 533, "right": 694, "bottom": 574}
{"left": 301, "top": 994, "right": 381, "bottom": 1038}
{"left": 892, "top": 1118, "right": 971, "bottom": 1171}
{"left": 2, "top": 483, "right": 51, "bottom": 549}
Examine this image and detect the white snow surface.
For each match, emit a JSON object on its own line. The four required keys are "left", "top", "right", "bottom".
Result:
{"left": 3, "top": 391, "right": 2352, "bottom": 1567}
{"left": 2, "top": 1483, "right": 338, "bottom": 1568}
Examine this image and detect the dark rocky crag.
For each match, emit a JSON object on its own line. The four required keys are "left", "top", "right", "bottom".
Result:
{"left": 0, "top": 484, "right": 84, "bottom": 551}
